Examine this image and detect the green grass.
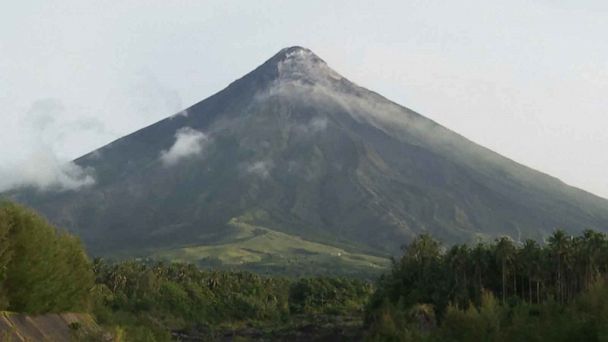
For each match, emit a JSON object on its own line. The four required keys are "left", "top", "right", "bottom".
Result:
{"left": 153, "top": 218, "right": 389, "bottom": 278}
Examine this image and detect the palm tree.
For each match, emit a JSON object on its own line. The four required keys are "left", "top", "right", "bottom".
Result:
{"left": 580, "top": 230, "right": 607, "bottom": 289}
{"left": 472, "top": 242, "right": 489, "bottom": 298}
{"left": 446, "top": 244, "right": 471, "bottom": 305}
{"left": 495, "top": 236, "right": 516, "bottom": 303}
{"left": 520, "top": 239, "right": 541, "bottom": 303}
{"left": 547, "top": 229, "right": 572, "bottom": 303}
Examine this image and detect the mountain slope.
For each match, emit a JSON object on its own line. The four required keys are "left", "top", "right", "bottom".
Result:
{"left": 9, "top": 47, "right": 608, "bottom": 265}
{"left": 153, "top": 217, "right": 388, "bottom": 277}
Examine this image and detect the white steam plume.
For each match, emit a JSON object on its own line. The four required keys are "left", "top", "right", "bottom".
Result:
{"left": 160, "top": 127, "right": 208, "bottom": 166}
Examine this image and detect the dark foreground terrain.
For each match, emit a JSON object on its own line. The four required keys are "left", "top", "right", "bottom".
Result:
{"left": 172, "top": 314, "right": 364, "bottom": 341}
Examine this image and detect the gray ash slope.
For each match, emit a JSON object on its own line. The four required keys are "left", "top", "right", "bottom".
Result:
{"left": 11, "top": 47, "right": 608, "bottom": 257}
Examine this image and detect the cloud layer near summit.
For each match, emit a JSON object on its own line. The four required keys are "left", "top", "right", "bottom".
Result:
{"left": 1, "top": 1, "right": 607, "bottom": 197}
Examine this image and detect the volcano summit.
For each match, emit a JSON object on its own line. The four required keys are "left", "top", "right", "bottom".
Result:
{"left": 9, "top": 47, "right": 608, "bottom": 274}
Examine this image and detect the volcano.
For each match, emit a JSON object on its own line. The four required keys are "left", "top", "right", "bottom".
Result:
{"left": 10, "top": 47, "right": 608, "bottom": 274}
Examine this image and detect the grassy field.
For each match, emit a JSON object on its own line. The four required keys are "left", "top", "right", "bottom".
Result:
{"left": 153, "top": 218, "right": 389, "bottom": 278}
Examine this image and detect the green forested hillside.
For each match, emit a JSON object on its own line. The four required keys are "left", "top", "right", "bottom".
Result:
{"left": 152, "top": 218, "right": 388, "bottom": 278}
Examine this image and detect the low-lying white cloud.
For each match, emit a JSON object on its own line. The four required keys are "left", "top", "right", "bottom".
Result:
{"left": 0, "top": 99, "right": 101, "bottom": 192}
{"left": 245, "top": 160, "right": 274, "bottom": 178}
{"left": 257, "top": 70, "right": 438, "bottom": 146}
{"left": 0, "top": 151, "right": 95, "bottom": 192}
{"left": 160, "top": 127, "right": 208, "bottom": 166}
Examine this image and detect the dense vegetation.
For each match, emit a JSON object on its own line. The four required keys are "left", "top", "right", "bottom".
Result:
{"left": 366, "top": 232, "right": 608, "bottom": 340}
{"left": 4, "top": 201, "right": 608, "bottom": 341}
{"left": 0, "top": 202, "right": 93, "bottom": 314}
{"left": 92, "top": 260, "right": 372, "bottom": 340}
{"left": 0, "top": 202, "right": 372, "bottom": 340}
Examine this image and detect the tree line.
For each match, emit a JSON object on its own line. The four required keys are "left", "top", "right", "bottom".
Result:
{"left": 365, "top": 231, "right": 608, "bottom": 341}
{"left": 374, "top": 230, "right": 608, "bottom": 309}
{"left": 4, "top": 200, "right": 608, "bottom": 340}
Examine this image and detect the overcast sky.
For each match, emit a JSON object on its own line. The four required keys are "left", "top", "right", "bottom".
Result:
{"left": 1, "top": 1, "right": 607, "bottom": 197}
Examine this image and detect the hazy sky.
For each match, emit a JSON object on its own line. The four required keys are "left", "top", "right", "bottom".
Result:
{"left": 1, "top": 1, "right": 607, "bottom": 197}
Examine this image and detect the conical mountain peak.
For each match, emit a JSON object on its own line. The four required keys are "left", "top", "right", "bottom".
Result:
{"left": 10, "top": 45, "right": 608, "bottom": 270}
{"left": 272, "top": 46, "right": 324, "bottom": 64}
{"left": 259, "top": 46, "right": 342, "bottom": 84}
